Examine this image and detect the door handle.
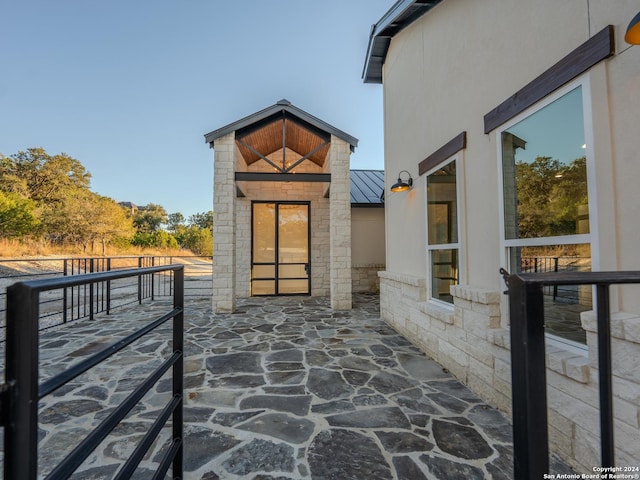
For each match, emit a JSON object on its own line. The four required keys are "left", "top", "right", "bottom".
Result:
{"left": 304, "top": 263, "right": 311, "bottom": 276}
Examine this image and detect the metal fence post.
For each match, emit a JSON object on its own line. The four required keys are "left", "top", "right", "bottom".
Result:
{"left": 508, "top": 275, "right": 549, "bottom": 480}
{"left": 89, "top": 258, "right": 95, "bottom": 320}
{"left": 553, "top": 258, "right": 559, "bottom": 300}
{"left": 5, "top": 283, "right": 40, "bottom": 480}
{"left": 63, "top": 259, "right": 68, "bottom": 323}
{"left": 151, "top": 257, "right": 155, "bottom": 301}
{"left": 170, "top": 256, "right": 174, "bottom": 296}
{"left": 173, "top": 266, "right": 184, "bottom": 478}
{"left": 106, "top": 258, "right": 111, "bottom": 315}
{"left": 596, "top": 284, "right": 614, "bottom": 467}
{"left": 138, "top": 257, "right": 143, "bottom": 304}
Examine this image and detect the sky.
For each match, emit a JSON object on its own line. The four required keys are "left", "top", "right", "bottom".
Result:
{"left": 1, "top": 0, "right": 392, "bottom": 219}
{"left": 507, "top": 86, "right": 586, "bottom": 166}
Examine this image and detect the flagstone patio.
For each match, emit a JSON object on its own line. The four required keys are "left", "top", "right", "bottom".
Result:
{"left": 1, "top": 293, "right": 576, "bottom": 479}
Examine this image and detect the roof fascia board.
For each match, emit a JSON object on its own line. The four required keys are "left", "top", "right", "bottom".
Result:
{"left": 205, "top": 102, "right": 359, "bottom": 150}
{"left": 204, "top": 104, "right": 284, "bottom": 144}
{"left": 285, "top": 103, "right": 359, "bottom": 150}
{"left": 362, "top": 0, "right": 415, "bottom": 84}
{"left": 371, "top": 0, "right": 417, "bottom": 38}
{"left": 362, "top": 0, "right": 442, "bottom": 84}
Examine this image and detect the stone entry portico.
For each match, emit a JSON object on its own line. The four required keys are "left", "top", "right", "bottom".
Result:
{"left": 205, "top": 100, "right": 356, "bottom": 312}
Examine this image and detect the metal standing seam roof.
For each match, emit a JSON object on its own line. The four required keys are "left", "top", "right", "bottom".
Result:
{"left": 363, "top": 0, "right": 444, "bottom": 84}
{"left": 350, "top": 169, "right": 385, "bottom": 207}
{"left": 204, "top": 99, "right": 359, "bottom": 152}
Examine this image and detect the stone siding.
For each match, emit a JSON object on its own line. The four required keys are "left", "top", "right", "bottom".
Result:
{"left": 234, "top": 179, "right": 330, "bottom": 298}
{"left": 379, "top": 271, "right": 640, "bottom": 472}
{"left": 213, "top": 138, "right": 350, "bottom": 308}
{"left": 328, "top": 136, "right": 352, "bottom": 309}
{"left": 352, "top": 264, "right": 384, "bottom": 293}
{"left": 212, "top": 133, "right": 237, "bottom": 312}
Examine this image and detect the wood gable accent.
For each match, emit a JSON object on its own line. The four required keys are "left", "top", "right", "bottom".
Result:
{"left": 484, "top": 25, "right": 615, "bottom": 134}
{"left": 418, "top": 132, "right": 467, "bottom": 176}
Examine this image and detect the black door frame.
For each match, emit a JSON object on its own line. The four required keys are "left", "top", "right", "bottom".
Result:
{"left": 251, "top": 200, "right": 311, "bottom": 296}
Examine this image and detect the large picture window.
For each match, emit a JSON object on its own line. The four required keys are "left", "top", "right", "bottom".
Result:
{"left": 426, "top": 159, "right": 459, "bottom": 304}
{"left": 500, "top": 84, "right": 592, "bottom": 346}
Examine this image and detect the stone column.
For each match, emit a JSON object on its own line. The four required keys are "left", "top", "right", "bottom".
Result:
{"left": 212, "top": 132, "right": 236, "bottom": 312}
{"left": 329, "top": 135, "right": 352, "bottom": 309}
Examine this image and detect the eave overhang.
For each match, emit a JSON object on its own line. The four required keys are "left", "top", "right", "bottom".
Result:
{"left": 362, "top": 0, "right": 444, "bottom": 84}
{"left": 204, "top": 99, "right": 359, "bottom": 152}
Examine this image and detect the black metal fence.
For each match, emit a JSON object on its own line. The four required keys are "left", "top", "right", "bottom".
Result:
{"left": 1, "top": 264, "right": 185, "bottom": 479}
{"left": 503, "top": 269, "right": 640, "bottom": 479}
{"left": 520, "top": 256, "right": 591, "bottom": 303}
{"left": 0, "top": 256, "right": 211, "bottom": 340}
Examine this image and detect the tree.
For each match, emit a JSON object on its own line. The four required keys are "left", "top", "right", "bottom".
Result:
{"left": 41, "top": 190, "right": 135, "bottom": 252}
{"left": 43, "top": 189, "right": 94, "bottom": 247}
{"left": 0, "top": 190, "right": 40, "bottom": 237}
{"left": 0, "top": 147, "right": 196, "bottom": 252}
{"left": 548, "top": 157, "right": 588, "bottom": 234}
{"left": 134, "top": 203, "right": 168, "bottom": 233}
{"left": 175, "top": 225, "right": 213, "bottom": 256}
{"left": 132, "top": 230, "right": 179, "bottom": 249}
{"left": 515, "top": 156, "right": 587, "bottom": 238}
{"left": 0, "top": 154, "right": 29, "bottom": 196}
{"left": 167, "top": 212, "right": 185, "bottom": 234}
{"left": 87, "top": 196, "right": 136, "bottom": 254}
{"left": 6, "top": 148, "right": 91, "bottom": 203}
{"left": 188, "top": 211, "right": 213, "bottom": 230}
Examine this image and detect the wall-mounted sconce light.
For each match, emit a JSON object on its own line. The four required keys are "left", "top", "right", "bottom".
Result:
{"left": 390, "top": 170, "right": 413, "bottom": 192}
{"left": 625, "top": 11, "right": 640, "bottom": 45}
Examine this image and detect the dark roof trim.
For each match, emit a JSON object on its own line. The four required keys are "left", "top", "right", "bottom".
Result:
{"left": 484, "top": 25, "right": 615, "bottom": 133}
{"left": 351, "top": 203, "right": 384, "bottom": 208}
{"left": 204, "top": 99, "right": 358, "bottom": 151}
{"left": 362, "top": 0, "right": 443, "bottom": 84}
{"left": 235, "top": 172, "right": 331, "bottom": 183}
{"left": 419, "top": 132, "right": 466, "bottom": 176}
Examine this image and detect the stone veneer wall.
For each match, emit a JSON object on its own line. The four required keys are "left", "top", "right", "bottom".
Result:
{"left": 328, "top": 136, "right": 352, "bottom": 309}
{"left": 352, "top": 264, "right": 384, "bottom": 293}
{"left": 214, "top": 130, "right": 352, "bottom": 309}
{"left": 379, "top": 271, "right": 640, "bottom": 472}
{"left": 212, "top": 133, "right": 236, "bottom": 312}
{"left": 234, "top": 182, "right": 330, "bottom": 298}
{"left": 214, "top": 144, "right": 344, "bottom": 304}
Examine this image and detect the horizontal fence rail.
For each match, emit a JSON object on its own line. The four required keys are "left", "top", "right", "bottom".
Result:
{"left": 503, "top": 269, "right": 640, "bottom": 480}
{"left": 0, "top": 256, "right": 211, "bottom": 341}
{"left": 520, "top": 256, "right": 592, "bottom": 303}
{"left": 1, "top": 265, "right": 185, "bottom": 479}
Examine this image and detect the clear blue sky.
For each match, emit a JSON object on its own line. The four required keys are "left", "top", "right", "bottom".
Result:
{"left": 1, "top": 0, "right": 391, "bottom": 219}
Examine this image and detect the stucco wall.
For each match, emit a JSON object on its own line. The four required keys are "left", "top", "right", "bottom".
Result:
{"left": 351, "top": 207, "right": 385, "bottom": 292}
{"left": 378, "top": 0, "right": 640, "bottom": 472}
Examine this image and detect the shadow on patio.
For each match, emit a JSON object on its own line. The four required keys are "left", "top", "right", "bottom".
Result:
{"left": 4, "top": 293, "right": 575, "bottom": 479}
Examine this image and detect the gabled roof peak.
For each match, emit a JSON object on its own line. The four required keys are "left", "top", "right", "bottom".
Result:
{"left": 204, "top": 100, "right": 358, "bottom": 151}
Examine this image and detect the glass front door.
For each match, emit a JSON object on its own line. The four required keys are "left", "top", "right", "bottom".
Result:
{"left": 252, "top": 202, "right": 310, "bottom": 295}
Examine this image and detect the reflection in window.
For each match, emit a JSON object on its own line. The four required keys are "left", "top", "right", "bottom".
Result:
{"left": 511, "top": 244, "right": 591, "bottom": 345}
{"left": 427, "top": 160, "right": 459, "bottom": 304}
{"left": 502, "top": 87, "right": 588, "bottom": 240}
{"left": 500, "top": 86, "right": 591, "bottom": 346}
